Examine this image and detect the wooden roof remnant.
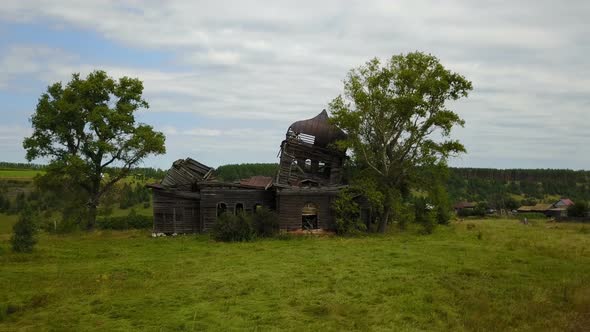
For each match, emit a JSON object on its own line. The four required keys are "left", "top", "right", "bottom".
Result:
{"left": 517, "top": 203, "right": 553, "bottom": 212}
{"left": 554, "top": 198, "right": 574, "bottom": 207}
{"left": 288, "top": 109, "right": 346, "bottom": 148}
{"left": 239, "top": 176, "right": 273, "bottom": 189}
{"left": 160, "top": 158, "right": 213, "bottom": 190}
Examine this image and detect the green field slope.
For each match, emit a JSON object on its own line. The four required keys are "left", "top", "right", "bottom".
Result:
{"left": 1, "top": 219, "right": 589, "bottom": 331}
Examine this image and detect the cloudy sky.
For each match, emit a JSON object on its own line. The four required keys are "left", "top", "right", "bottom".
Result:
{"left": 0, "top": 1, "right": 588, "bottom": 170}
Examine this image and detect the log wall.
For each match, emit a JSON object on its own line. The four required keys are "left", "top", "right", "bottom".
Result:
{"left": 276, "top": 190, "right": 338, "bottom": 230}
{"left": 153, "top": 190, "right": 200, "bottom": 233}
{"left": 200, "top": 188, "right": 275, "bottom": 232}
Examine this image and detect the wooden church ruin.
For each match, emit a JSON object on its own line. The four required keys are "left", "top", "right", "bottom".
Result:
{"left": 148, "top": 110, "right": 364, "bottom": 233}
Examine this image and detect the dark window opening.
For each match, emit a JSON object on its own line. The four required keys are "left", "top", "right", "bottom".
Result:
{"left": 319, "top": 161, "right": 331, "bottom": 178}
{"left": 235, "top": 203, "right": 244, "bottom": 215}
{"left": 217, "top": 202, "right": 227, "bottom": 216}
{"left": 253, "top": 203, "right": 263, "bottom": 213}
{"left": 302, "top": 215, "right": 318, "bottom": 230}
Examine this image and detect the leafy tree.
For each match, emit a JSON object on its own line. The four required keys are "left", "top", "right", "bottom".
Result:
{"left": 330, "top": 52, "right": 472, "bottom": 232}
{"left": 23, "top": 70, "right": 166, "bottom": 230}
{"left": 568, "top": 201, "right": 589, "bottom": 218}
{"left": 11, "top": 205, "right": 38, "bottom": 253}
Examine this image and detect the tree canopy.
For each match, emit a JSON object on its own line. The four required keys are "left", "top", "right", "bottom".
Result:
{"left": 329, "top": 52, "right": 472, "bottom": 232}
{"left": 23, "top": 70, "right": 166, "bottom": 229}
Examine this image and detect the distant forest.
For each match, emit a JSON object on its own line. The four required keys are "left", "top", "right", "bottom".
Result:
{"left": 2, "top": 161, "right": 589, "bottom": 209}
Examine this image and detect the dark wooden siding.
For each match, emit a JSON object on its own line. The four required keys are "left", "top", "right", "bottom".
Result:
{"left": 276, "top": 191, "right": 338, "bottom": 230}
{"left": 200, "top": 188, "right": 275, "bottom": 232}
{"left": 277, "top": 139, "right": 344, "bottom": 186}
{"left": 153, "top": 190, "right": 200, "bottom": 233}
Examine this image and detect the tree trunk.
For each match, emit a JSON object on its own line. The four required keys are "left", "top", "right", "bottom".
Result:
{"left": 379, "top": 204, "right": 391, "bottom": 233}
{"left": 87, "top": 202, "right": 97, "bottom": 231}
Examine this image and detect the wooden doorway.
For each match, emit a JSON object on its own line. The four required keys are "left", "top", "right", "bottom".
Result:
{"left": 302, "top": 202, "right": 318, "bottom": 230}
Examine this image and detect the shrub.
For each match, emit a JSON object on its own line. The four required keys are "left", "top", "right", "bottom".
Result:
{"left": 435, "top": 205, "right": 451, "bottom": 225}
{"left": 414, "top": 198, "right": 436, "bottom": 234}
{"left": 97, "top": 209, "right": 152, "bottom": 230}
{"left": 251, "top": 207, "right": 279, "bottom": 237}
{"left": 333, "top": 188, "right": 367, "bottom": 235}
{"left": 11, "top": 206, "right": 38, "bottom": 253}
{"left": 211, "top": 213, "right": 254, "bottom": 242}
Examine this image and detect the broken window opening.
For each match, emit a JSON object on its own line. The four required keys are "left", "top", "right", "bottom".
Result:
{"left": 253, "top": 203, "right": 263, "bottom": 213}
{"left": 235, "top": 203, "right": 244, "bottom": 215}
{"left": 217, "top": 202, "right": 227, "bottom": 217}
{"left": 302, "top": 202, "right": 319, "bottom": 230}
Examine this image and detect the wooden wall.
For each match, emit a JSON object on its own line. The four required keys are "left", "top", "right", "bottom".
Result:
{"left": 153, "top": 190, "right": 200, "bottom": 233}
{"left": 200, "top": 188, "right": 275, "bottom": 232}
{"left": 276, "top": 191, "right": 338, "bottom": 230}
{"left": 277, "top": 139, "right": 345, "bottom": 186}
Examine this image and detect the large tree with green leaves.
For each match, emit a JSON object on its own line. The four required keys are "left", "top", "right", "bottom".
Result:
{"left": 23, "top": 70, "right": 166, "bottom": 230}
{"left": 329, "top": 52, "right": 472, "bottom": 232}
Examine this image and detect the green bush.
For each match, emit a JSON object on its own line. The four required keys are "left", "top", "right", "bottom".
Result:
{"left": 568, "top": 201, "right": 589, "bottom": 218}
{"left": 11, "top": 206, "right": 38, "bottom": 253}
{"left": 211, "top": 213, "right": 254, "bottom": 242}
{"left": 435, "top": 205, "right": 451, "bottom": 225}
{"left": 414, "top": 198, "right": 436, "bottom": 234}
{"left": 251, "top": 207, "right": 279, "bottom": 237}
{"left": 97, "top": 209, "right": 152, "bottom": 230}
{"left": 333, "top": 189, "right": 367, "bottom": 235}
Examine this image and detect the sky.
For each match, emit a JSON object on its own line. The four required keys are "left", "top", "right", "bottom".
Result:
{"left": 0, "top": 0, "right": 588, "bottom": 170}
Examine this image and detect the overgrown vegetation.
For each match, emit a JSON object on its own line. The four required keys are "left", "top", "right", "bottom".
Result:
{"left": 212, "top": 208, "right": 280, "bottom": 242}
{"left": 211, "top": 213, "right": 255, "bottom": 242}
{"left": 333, "top": 189, "right": 366, "bottom": 235}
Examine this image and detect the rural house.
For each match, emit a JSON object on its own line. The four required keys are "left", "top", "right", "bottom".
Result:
{"left": 148, "top": 110, "right": 370, "bottom": 233}
{"left": 517, "top": 198, "right": 575, "bottom": 217}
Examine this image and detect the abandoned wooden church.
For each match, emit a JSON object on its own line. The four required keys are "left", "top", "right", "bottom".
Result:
{"left": 148, "top": 110, "right": 366, "bottom": 233}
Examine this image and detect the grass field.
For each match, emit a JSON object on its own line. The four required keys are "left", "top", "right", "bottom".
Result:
{"left": 0, "top": 169, "right": 43, "bottom": 179}
{"left": 1, "top": 219, "right": 589, "bottom": 331}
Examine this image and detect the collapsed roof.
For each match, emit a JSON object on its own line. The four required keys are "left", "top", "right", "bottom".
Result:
{"left": 160, "top": 158, "right": 213, "bottom": 190}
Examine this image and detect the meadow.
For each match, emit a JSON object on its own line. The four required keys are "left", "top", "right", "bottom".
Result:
{"left": 1, "top": 217, "right": 589, "bottom": 331}
{"left": 0, "top": 169, "right": 43, "bottom": 180}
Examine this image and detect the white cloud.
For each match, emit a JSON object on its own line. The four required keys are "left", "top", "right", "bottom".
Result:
{"left": 0, "top": 0, "right": 589, "bottom": 168}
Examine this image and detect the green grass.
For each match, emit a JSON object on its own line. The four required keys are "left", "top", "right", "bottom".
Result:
{"left": 0, "top": 169, "right": 43, "bottom": 179}
{"left": 0, "top": 214, "right": 18, "bottom": 234}
{"left": 1, "top": 219, "right": 589, "bottom": 331}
